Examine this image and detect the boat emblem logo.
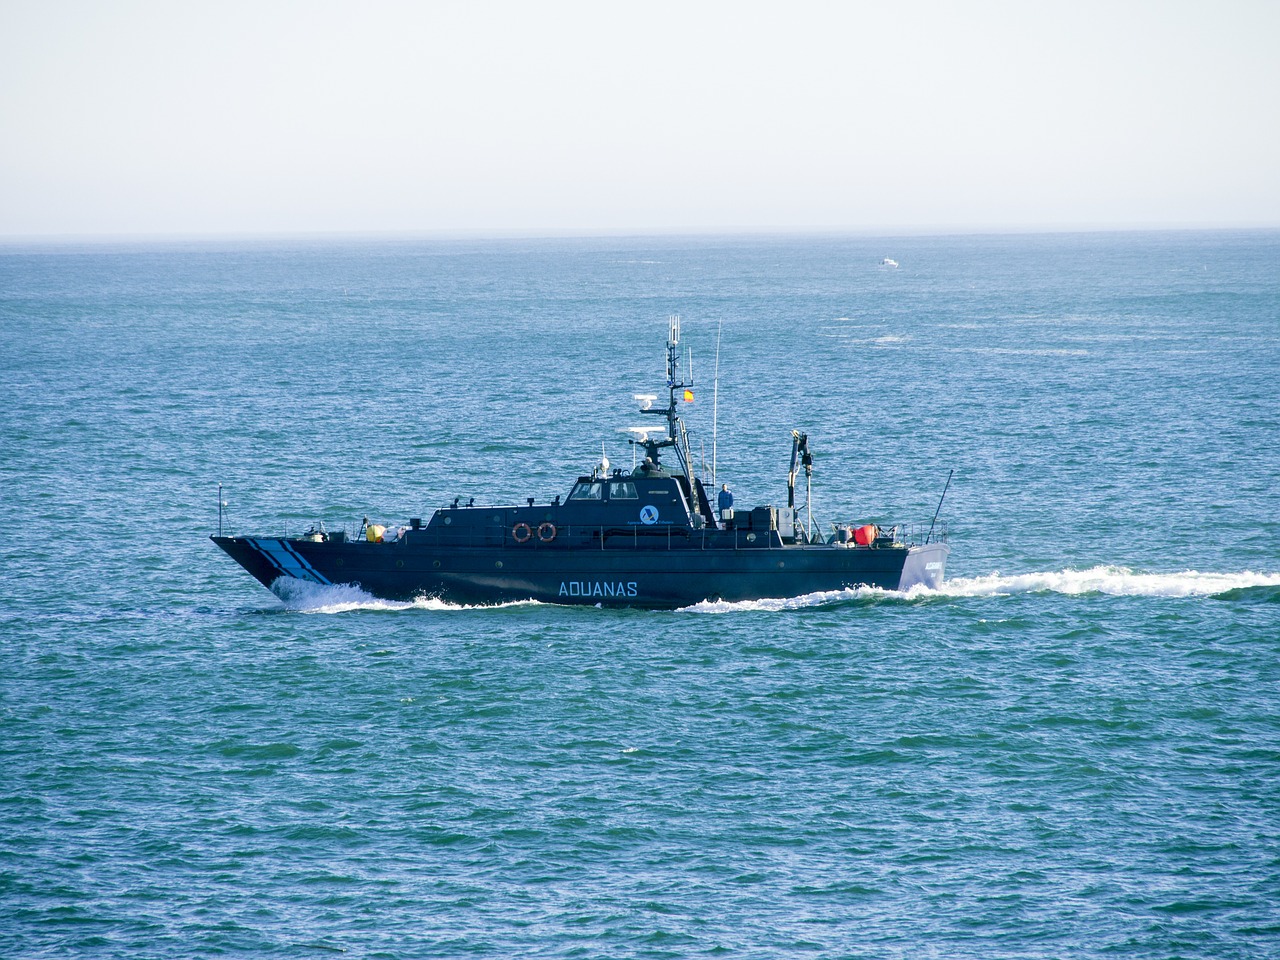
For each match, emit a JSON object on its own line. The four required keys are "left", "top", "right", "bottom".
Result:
{"left": 639, "top": 505, "right": 659, "bottom": 525}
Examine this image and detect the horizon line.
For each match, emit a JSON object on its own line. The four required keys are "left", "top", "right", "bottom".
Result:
{"left": 2, "top": 221, "right": 1278, "bottom": 247}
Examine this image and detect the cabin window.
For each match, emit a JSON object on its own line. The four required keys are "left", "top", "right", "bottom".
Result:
{"left": 609, "top": 481, "right": 638, "bottom": 500}
{"left": 570, "top": 482, "right": 604, "bottom": 501}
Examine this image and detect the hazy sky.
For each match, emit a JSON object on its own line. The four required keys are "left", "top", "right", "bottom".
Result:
{"left": 2, "top": 0, "right": 1278, "bottom": 237}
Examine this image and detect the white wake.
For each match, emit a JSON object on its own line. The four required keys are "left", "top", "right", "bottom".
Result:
{"left": 935, "top": 566, "right": 1280, "bottom": 599}
{"left": 268, "top": 578, "right": 540, "bottom": 614}
{"left": 680, "top": 566, "right": 1280, "bottom": 613}
{"left": 265, "top": 567, "right": 1279, "bottom": 615}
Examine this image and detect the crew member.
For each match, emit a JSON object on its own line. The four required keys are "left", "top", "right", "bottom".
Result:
{"left": 718, "top": 484, "right": 734, "bottom": 523}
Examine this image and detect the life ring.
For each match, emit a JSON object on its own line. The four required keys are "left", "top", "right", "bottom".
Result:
{"left": 512, "top": 522, "right": 532, "bottom": 543}
{"left": 537, "top": 522, "right": 557, "bottom": 543}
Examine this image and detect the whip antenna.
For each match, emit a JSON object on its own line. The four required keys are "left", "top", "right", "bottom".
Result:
{"left": 712, "top": 319, "right": 722, "bottom": 488}
{"left": 926, "top": 469, "right": 953, "bottom": 545}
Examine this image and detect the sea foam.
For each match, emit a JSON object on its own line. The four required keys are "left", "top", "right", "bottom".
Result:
{"left": 935, "top": 566, "right": 1280, "bottom": 599}
{"left": 679, "top": 567, "right": 1280, "bottom": 613}
{"left": 269, "top": 578, "right": 540, "bottom": 614}
{"left": 267, "top": 567, "right": 1280, "bottom": 615}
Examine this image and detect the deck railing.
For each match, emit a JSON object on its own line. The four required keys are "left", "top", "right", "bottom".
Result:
{"left": 324, "top": 518, "right": 949, "bottom": 551}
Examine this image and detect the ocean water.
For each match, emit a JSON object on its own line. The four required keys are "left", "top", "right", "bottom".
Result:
{"left": 2, "top": 230, "right": 1279, "bottom": 958}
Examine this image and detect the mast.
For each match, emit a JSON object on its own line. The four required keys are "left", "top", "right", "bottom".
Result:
{"left": 634, "top": 315, "right": 698, "bottom": 519}
{"left": 664, "top": 315, "right": 694, "bottom": 480}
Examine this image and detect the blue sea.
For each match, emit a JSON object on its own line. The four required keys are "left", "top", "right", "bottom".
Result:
{"left": 2, "top": 230, "right": 1279, "bottom": 959}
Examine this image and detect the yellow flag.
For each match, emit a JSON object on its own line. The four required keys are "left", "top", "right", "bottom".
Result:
{"left": 683, "top": 389, "right": 694, "bottom": 403}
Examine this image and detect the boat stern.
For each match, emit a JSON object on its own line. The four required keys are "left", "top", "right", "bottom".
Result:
{"left": 898, "top": 542, "right": 950, "bottom": 591}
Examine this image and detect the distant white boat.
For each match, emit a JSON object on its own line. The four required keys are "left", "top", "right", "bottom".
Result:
{"left": 879, "top": 258, "right": 899, "bottom": 268}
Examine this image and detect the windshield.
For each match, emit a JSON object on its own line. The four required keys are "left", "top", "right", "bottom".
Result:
{"left": 569, "top": 482, "right": 604, "bottom": 501}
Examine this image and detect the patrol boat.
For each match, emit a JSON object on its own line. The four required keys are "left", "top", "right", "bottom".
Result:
{"left": 212, "top": 318, "right": 949, "bottom": 608}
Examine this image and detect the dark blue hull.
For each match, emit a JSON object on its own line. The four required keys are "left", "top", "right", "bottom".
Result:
{"left": 212, "top": 534, "right": 949, "bottom": 608}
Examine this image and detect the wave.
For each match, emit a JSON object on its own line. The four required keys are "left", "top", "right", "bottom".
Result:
{"left": 680, "top": 567, "right": 1280, "bottom": 613}
{"left": 268, "top": 579, "right": 541, "bottom": 614}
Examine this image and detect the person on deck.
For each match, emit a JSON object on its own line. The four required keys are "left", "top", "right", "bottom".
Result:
{"left": 718, "top": 484, "right": 734, "bottom": 524}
